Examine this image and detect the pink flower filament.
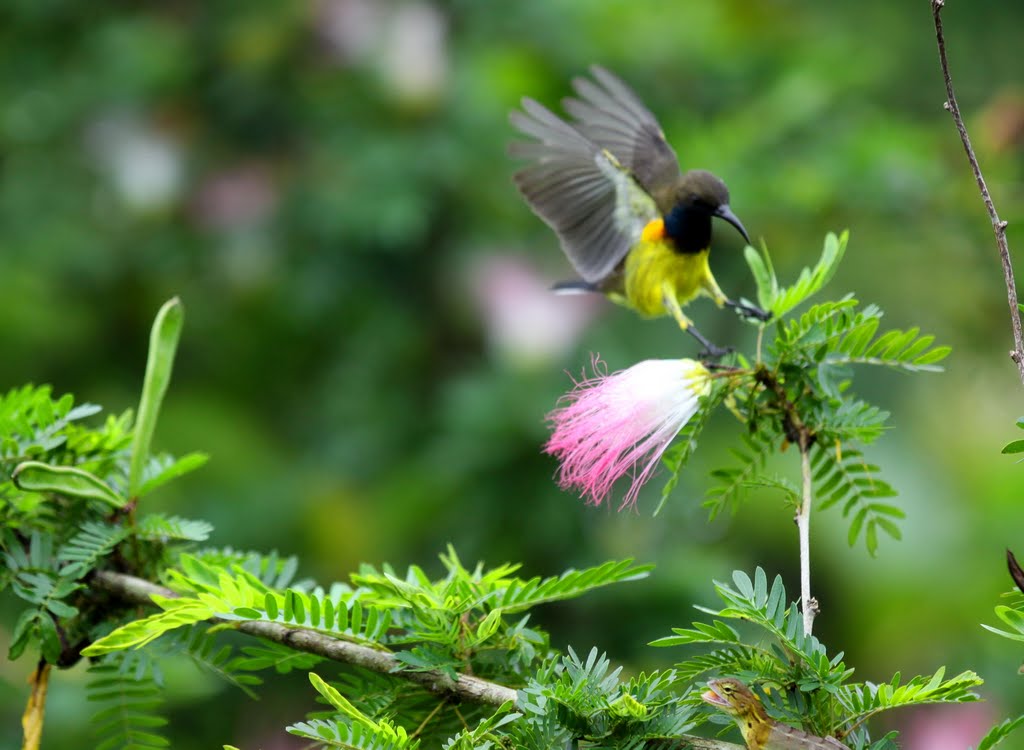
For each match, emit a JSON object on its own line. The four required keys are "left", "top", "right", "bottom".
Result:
{"left": 545, "top": 359, "right": 710, "bottom": 509}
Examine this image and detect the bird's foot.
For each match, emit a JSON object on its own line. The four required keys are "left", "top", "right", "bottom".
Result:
{"left": 727, "top": 299, "right": 772, "bottom": 322}
{"left": 698, "top": 343, "right": 734, "bottom": 362}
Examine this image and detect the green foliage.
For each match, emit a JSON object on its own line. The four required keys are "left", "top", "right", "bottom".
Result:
{"left": 13, "top": 460, "right": 125, "bottom": 508}
{"left": 441, "top": 707, "right": 522, "bottom": 750}
{"left": 58, "top": 521, "right": 129, "bottom": 570}
{"left": 747, "top": 230, "right": 847, "bottom": 318}
{"left": 349, "top": 548, "right": 649, "bottom": 678}
{"left": 811, "top": 444, "right": 902, "bottom": 554}
{"left": 662, "top": 233, "right": 948, "bottom": 554}
{"left": 0, "top": 299, "right": 222, "bottom": 749}
{"left": 652, "top": 569, "right": 981, "bottom": 747}
{"left": 514, "top": 648, "right": 697, "bottom": 748}
{"left": 705, "top": 426, "right": 785, "bottom": 517}
{"left": 128, "top": 297, "right": 184, "bottom": 498}
{"left": 981, "top": 591, "right": 1024, "bottom": 643}
{"left": 0, "top": 248, "right": 975, "bottom": 750}
{"left": 1001, "top": 417, "right": 1024, "bottom": 456}
{"left": 87, "top": 658, "right": 169, "bottom": 750}
{"left": 974, "top": 715, "right": 1024, "bottom": 750}
{"left": 0, "top": 385, "right": 103, "bottom": 471}
{"left": 162, "top": 626, "right": 264, "bottom": 699}
{"left": 287, "top": 673, "right": 421, "bottom": 750}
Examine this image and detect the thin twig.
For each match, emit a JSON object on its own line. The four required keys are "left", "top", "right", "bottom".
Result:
{"left": 754, "top": 367, "right": 819, "bottom": 633}
{"left": 91, "top": 570, "right": 743, "bottom": 750}
{"left": 797, "top": 445, "right": 819, "bottom": 636}
{"left": 931, "top": 0, "right": 1024, "bottom": 382}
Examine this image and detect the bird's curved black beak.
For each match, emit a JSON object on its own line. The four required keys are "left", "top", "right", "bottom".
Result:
{"left": 713, "top": 204, "right": 750, "bottom": 244}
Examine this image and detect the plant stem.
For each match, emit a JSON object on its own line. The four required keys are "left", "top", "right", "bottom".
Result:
{"left": 753, "top": 366, "right": 818, "bottom": 633}
{"left": 930, "top": 0, "right": 1024, "bottom": 383}
{"left": 21, "top": 661, "right": 50, "bottom": 750}
{"left": 798, "top": 444, "right": 818, "bottom": 636}
{"left": 90, "top": 570, "right": 743, "bottom": 750}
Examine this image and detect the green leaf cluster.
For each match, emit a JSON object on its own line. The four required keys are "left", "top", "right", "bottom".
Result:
{"left": 653, "top": 569, "right": 981, "bottom": 748}
{"left": 0, "top": 299, "right": 211, "bottom": 744}
{"left": 0, "top": 275, "right": 980, "bottom": 750}
{"left": 662, "top": 232, "right": 950, "bottom": 554}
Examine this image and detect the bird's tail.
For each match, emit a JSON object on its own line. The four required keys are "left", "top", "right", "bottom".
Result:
{"left": 552, "top": 280, "right": 600, "bottom": 295}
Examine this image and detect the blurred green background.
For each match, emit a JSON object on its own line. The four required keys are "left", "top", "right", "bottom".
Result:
{"left": 2, "top": 0, "right": 1023, "bottom": 747}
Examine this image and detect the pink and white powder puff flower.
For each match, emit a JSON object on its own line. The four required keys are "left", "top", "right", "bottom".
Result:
{"left": 545, "top": 358, "right": 711, "bottom": 509}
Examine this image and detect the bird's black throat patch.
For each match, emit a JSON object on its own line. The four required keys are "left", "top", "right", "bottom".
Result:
{"left": 663, "top": 203, "right": 712, "bottom": 254}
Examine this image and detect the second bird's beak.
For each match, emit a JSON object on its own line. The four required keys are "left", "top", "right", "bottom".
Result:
{"left": 713, "top": 204, "right": 750, "bottom": 245}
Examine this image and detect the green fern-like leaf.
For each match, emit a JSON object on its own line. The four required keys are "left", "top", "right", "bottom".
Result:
{"left": 164, "top": 626, "right": 263, "bottom": 699}
{"left": 975, "top": 715, "right": 1024, "bottom": 750}
{"left": 828, "top": 323, "right": 951, "bottom": 372}
{"left": 57, "top": 521, "right": 128, "bottom": 571}
{"left": 287, "top": 673, "right": 420, "bottom": 750}
{"left": 811, "top": 444, "right": 902, "bottom": 555}
{"left": 0, "top": 385, "right": 101, "bottom": 467}
{"left": 441, "top": 705, "right": 520, "bottom": 750}
{"left": 768, "top": 231, "right": 848, "bottom": 318}
{"left": 232, "top": 641, "right": 324, "bottom": 674}
{"left": 982, "top": 601, "right": 1024, "bottom": 642}
{"left": 492, "top": 558, "right": 653, "bottom": 612}
{"left": 835, "top": 667, "right": 981, "bottom": 731}
{"left": 663, "top": 645, "right": 776, "bottom": 685}
{"left": 813, "top": 398, "right": 890, "bottom": 445}
{"left": 136, "top": 452, "right": 209, "bottom": 498}
{"left": 686, "top": 569, "right": 844, "bottom": 688}
{"left": 190, "top": 547, "right": 302, "bottom": 589}
{"left": 82, "top": 599, "right": 216, "bottom": 656}
{"left": 87, "top": 658, "right": 169, "bottom": 750}
{"left": 705, "top": 428, "right": 780, "bottom": 517}
{"left": 136, "top": 514, "right": 213, "bottom": 543}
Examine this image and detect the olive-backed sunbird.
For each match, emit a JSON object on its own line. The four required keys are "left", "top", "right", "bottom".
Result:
{"left": 509, "top": 66, "right": 768, "bottom": 356}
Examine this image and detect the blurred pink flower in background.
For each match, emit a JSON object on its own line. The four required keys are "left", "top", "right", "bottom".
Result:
{"left": 189, "top": 163, "right": 281, "bottom": 289}
{"left": 469, "top": 255, "right": 601, "bottom": 367}
{"left": 191, "top": 163, "right": 279, "bottom": 231}
{"left": 545, "top": 358, "right": 710, "bottom": 509}
{"left": 899, "top": 702, "right": 994, "bottom": 750}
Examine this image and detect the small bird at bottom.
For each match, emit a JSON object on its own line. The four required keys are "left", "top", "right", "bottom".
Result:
{"left": 702, "top": 678, "right": 851, "bottom": 750}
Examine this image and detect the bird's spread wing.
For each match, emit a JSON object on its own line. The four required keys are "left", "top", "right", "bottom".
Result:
{"left": 509, "top": 97, "right": 658, "bottom": 283}
{"left": 562, "top": 65, "right": 681, "bottom": 200}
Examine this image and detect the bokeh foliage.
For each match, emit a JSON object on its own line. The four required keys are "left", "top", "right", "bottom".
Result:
{"left": 2, "top": 0, "right": 1023, "bottom": 747}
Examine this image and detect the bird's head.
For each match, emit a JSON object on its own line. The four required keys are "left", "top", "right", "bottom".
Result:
{"left": 674, "top": 170, "right": 750, "bottom": 245}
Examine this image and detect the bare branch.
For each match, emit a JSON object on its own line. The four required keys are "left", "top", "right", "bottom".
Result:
{"left": 930, "top": 0, "right": 1024, "bottom": 382}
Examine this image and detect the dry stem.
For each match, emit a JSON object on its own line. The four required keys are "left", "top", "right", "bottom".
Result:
{"left": 930, "top": 0, "right": 1024, "bottom": 381}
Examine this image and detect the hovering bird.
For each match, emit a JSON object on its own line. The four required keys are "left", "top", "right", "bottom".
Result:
{"left": 702, "top": 677, "right": 852, "bottom": 750}
{"left": 509, "top": 66, "right": 768, "bottom": 356}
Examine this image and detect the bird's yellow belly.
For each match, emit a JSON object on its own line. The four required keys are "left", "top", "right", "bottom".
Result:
{"left": 621, "top": 240, "right": 712, "bottom": 317}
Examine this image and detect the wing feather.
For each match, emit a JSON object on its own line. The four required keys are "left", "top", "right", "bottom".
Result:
{"left": 509, "top": 96, "right": 658, "bottom": 283}
{"left": 563, "top": 66, "right": 681, "bottom": 198}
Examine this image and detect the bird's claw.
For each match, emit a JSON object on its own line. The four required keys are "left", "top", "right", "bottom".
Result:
{"left": 726, "top": 299, "right": 772, "bottom": 322}
{"left": 698, "top": 343, "right": 734, "bottom": 362}
{"left": 749, "top": 307, "right": 772, "bottom": 322}
{"left": 739, "top": 304, "right": 771, "bottom": 322}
